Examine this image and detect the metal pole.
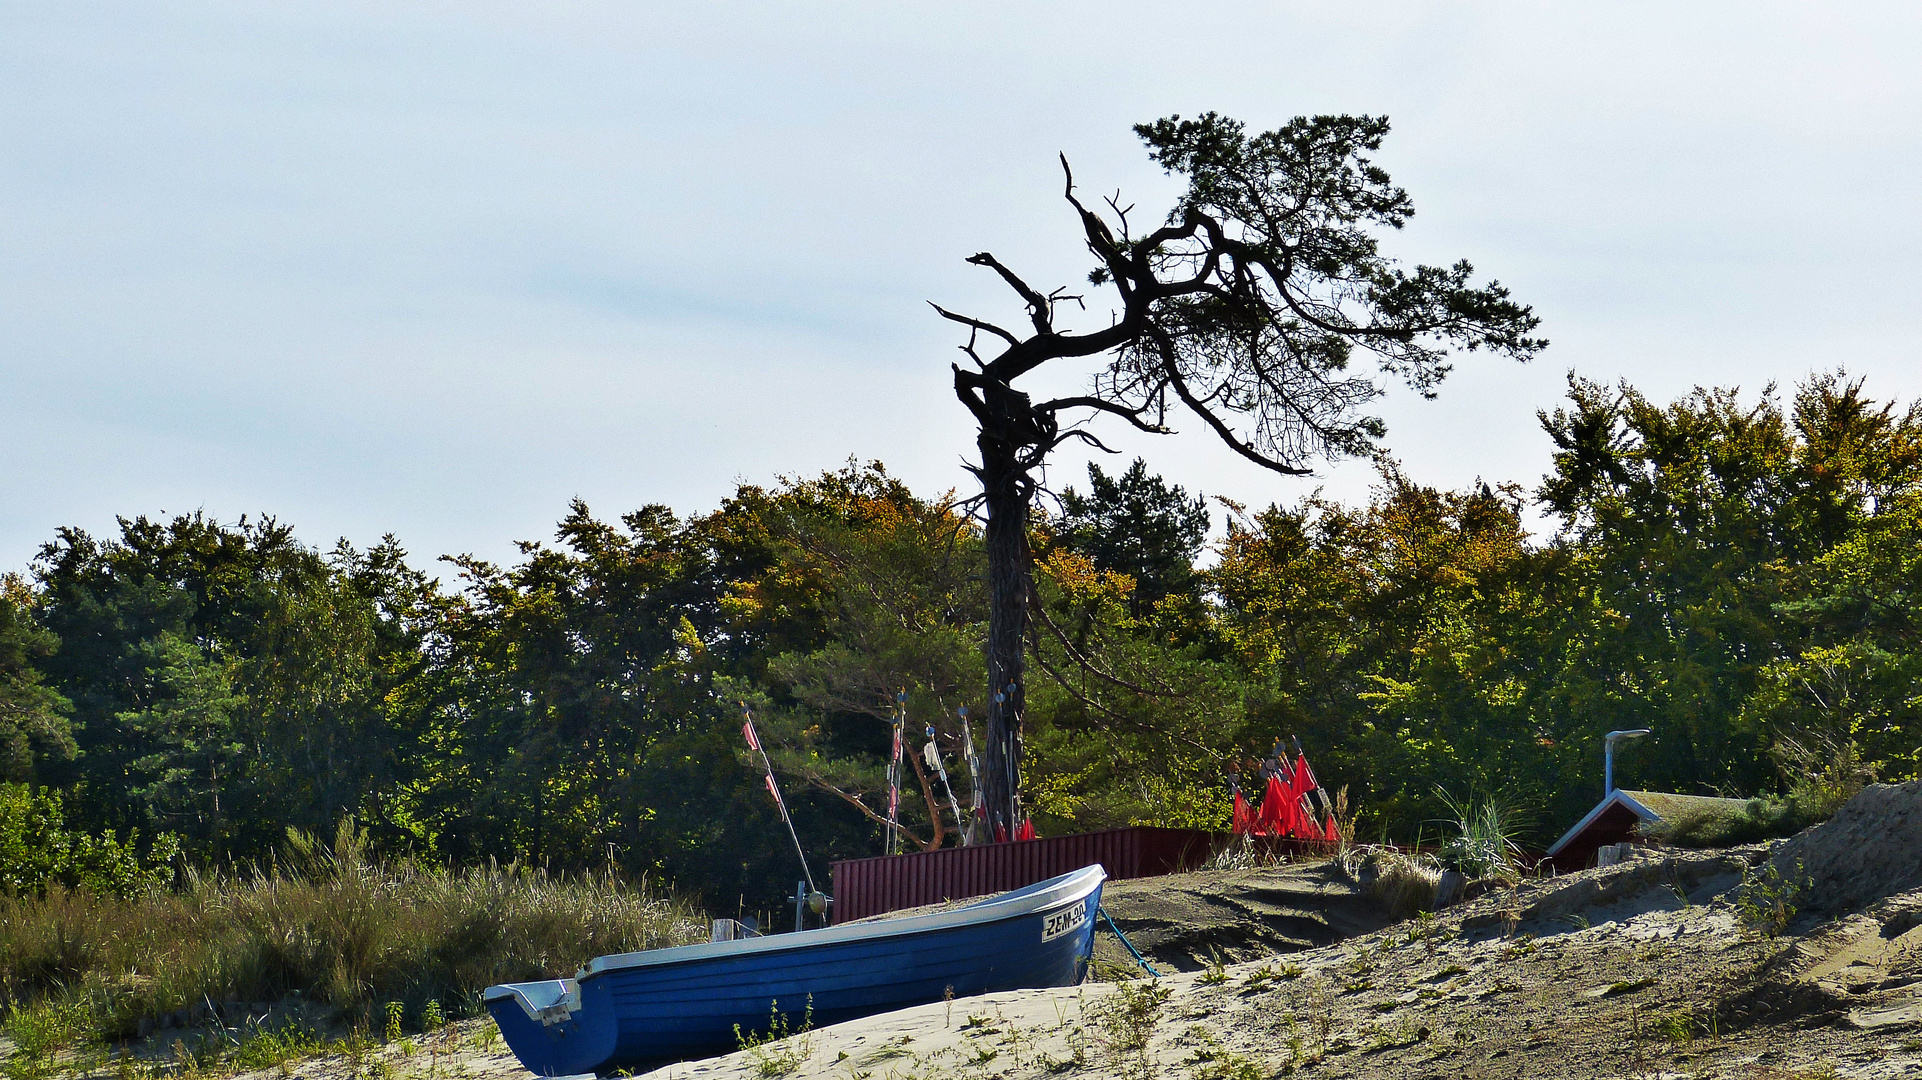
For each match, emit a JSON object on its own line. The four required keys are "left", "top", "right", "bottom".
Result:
{"left": 925, "top": 724, "right": 966, "bottom": 846}
{"left": 1009, "top": 682, "right": 1020, "bottom": 815}
{"left": 1604, "top": 729, "right": 1652, "bottom": 797}
{"left": 794, "top": 880, "right": 807, "bottom": 933}
{"left": 958, "top": 706, "right": 982, "bottom": 846}
{"left": 742, "top": 706, "right": 817, "bottom": 892}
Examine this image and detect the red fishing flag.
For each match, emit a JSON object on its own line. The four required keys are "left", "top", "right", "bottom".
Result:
{"left": 1231, "top": 791, "right": 1254, "bottom": 835}
{"left": 1016, "top": 818, "right": 1037, "bottom": 841}
{"left": 742, "top": 720, "right": 761, "bottom": 751}
{"left": 763, "top": 774, "right": 779, "bottom": 800}
{"left": 1295, "top": 800, "right": 1325, "bottom": 841}
{"left": 1289, "top": 752, "right": 1325, "bottom": 839}
{"left": 1252, "top": 777, "right": 1277, "bottom": 835}
{"left": 1256, "top": 773, "right": 1295, "bottom": 836}
{"left": 1291, "top": 753, "right": 1318, "bottom": 799}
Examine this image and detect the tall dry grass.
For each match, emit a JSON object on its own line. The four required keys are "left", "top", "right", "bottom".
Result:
{"left": 1360, "top": 850, "right": 1443, "bottom": 920}
{"left": 0, "top": 820, "right": 705, "bottom": 1039}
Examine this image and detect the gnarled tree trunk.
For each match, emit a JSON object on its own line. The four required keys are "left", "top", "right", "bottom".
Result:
{"left": 977, "top": 382, "right": 1038, "bottom": 835}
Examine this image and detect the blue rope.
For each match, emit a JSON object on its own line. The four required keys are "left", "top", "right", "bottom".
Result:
{"left": 1097, "top": 904, "right": 1162, "bottom": 977}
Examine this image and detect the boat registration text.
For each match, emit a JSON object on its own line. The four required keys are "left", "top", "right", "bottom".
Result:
{"left": 1040, "top": 901, "right": 1088, "bottom": 942}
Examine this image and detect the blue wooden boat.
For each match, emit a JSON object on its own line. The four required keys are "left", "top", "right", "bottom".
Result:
{"left": 483, "top": 864, "right": 1106, "bottom": 1075}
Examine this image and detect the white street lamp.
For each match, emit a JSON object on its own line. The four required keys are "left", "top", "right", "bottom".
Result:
{"left": 1605, "top": 729, "right": 1652, "bottom": 796}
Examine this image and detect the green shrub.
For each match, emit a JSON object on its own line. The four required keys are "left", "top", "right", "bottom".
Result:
{"left": 1645, "top": 738, "right": 1876, "bottom": 848}
{"left": 0, "top": 784, "right": 177, "bottom": 899}
{"left": 1, "top": 996, "right": 90, "bottom": 1080}
{"left": 1645, "top": 798, "right": 1800, "bottom": 847}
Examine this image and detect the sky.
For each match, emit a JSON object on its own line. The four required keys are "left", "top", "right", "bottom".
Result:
{"left": 5, "top": 3, "right": 1921, "bottom": 577}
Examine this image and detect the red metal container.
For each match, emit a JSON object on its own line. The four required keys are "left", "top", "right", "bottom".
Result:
{"left": 831, "top": 826, "right": 1239, "bottom": 923}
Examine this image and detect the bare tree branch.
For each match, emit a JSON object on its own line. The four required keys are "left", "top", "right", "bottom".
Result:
{"left": 965, "top": 253, "right": 1055, "bottom": 335}
{"left": 929, "top": 302, "right": 1021, "bottom": 348}
{"left": 1036, "top": 395, "right": 1172, "bottom": 435}
{"left": 1029, "top": 595, "right": 1176, "bottom": 698}
{"left": 800, "top": 772, "right": 934, "bottom": 852}
{"left": 1028, "top": 649, "right": 1214, "bottom": 755}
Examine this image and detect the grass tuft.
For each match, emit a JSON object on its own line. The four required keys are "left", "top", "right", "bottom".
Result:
{"left": 1433, "top": 790, "right": 1528, "bottom": 882}
{"left": 0, "top": 820, "right": 704, "bottom": 1045}
{"left": 1362, "top": 851, "right": 1442, "bottom": 920}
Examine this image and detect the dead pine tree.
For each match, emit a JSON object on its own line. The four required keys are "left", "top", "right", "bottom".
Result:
{"left": 934, "top": 112, "right": 1547, "bottom": 835}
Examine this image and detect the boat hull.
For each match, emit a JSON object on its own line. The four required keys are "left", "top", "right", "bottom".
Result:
{"left": 486, "top": 866, "right": 1105, "bottom": 1075}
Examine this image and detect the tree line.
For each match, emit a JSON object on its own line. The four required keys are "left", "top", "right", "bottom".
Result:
{"left": 0, "top": 371, "right": 1916, "bottom": 909}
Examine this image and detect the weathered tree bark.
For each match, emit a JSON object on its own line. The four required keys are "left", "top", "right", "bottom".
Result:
{"left": 977, "top": 382, "right": 1040, "bottom": 835}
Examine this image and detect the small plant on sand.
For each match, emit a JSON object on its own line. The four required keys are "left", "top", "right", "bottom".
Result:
{"left": 1282, "top": 1019, "right": 1309, "bottom": 1069}
{"left": 420, "top": 1000, "right": 447, "bottom": 1074}
{"left": 1090, "top": 979, "right": 1170, "bottom": 1078}
{"left": 1400, "top": 910, "right": 1443, "bottom": 952}
{"left": 1344, "top": 942, "right": 1378, "bottom": 977}
{"left": 1305, "top": 978, "right": 1336, "bottom": 1059}
{"left": 1182, "top": 1026, "right": 1263, "bottom": 1080}
{"left": 734, "top": 998, "right": 814, "bottom": 1078}
{"left": 222, "top": 1018, "right": 329, "bottom": 1073}
{"left": 1199, "top": 956, "right": 1229, "bottom": 985}
{"left": 1649, "top": 1007, "right": 1708, "bottom": 1044}
{"left": 1735, "top": 861, "right": 1805, "bottom": 937}
{"left": 1238, "top": 962, "right": 1300, "bottom": 993}
{"left": 3, "top": 997, "right": 93, "bottom": 1080}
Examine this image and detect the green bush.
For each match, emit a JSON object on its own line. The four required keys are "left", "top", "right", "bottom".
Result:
{"left": 1646, "top": 798, "right": 1803, "bottom": 848}
{"left": 1644, "top": 738, "right": 1876, "bottom": 849}
{"left": 0, "top": 783, "right": 177, "bottom": 899}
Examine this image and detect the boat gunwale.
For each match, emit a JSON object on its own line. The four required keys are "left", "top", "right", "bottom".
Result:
{"left": 481, "top": 864, "right": 1105, "bottom": 1002}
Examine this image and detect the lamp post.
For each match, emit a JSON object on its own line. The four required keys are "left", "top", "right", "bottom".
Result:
{"left": 1605, "top": 729, "right": 1652, "bottom": 797}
